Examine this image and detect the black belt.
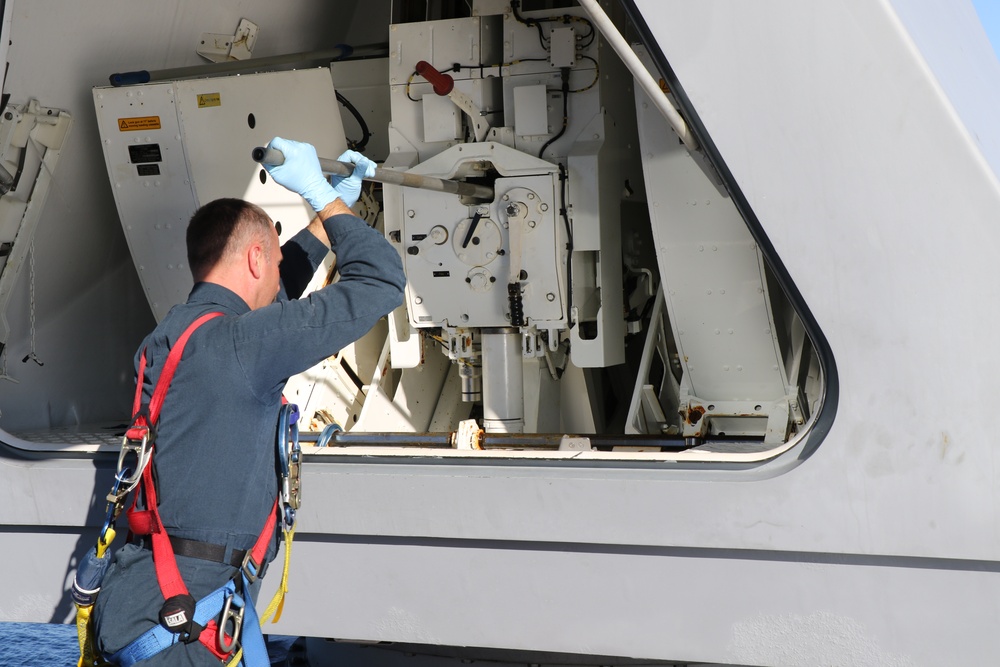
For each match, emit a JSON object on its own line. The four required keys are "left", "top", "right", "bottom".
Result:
{"left": 140, "top": 535, "right": 246, "bottom": 568}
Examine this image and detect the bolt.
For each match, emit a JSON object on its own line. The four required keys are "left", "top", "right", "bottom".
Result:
{"left": 414, "top": 296, "right": 423, "bottom": 304}
{"left": 546, "top": 293, "right": 555, "bottom": 301}
{"left": 407, "top": 246, "right": 419, "bottom": 255}
{"left": 540, "top": 203, "right": 549, "bottom": 212}
{"left": 407, "top": 210, "right": 415, "bottom": 218}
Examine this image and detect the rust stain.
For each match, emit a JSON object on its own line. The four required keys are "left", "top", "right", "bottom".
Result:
{"left": 686, "top": 405, "right": 705, "bottom": 425}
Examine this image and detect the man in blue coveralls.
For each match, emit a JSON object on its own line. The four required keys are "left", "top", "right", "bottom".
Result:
{"left": 93, "top": 138, "right": 405, "bottom": 665}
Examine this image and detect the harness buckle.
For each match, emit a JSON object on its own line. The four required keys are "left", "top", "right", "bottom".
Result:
{"left": 240, "top": 550, "right": 262, "bottom": 585}
{"left": 217, "top": 592, "right": 244, "bottom": 654}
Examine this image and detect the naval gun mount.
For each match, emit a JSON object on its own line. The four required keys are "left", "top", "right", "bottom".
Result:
{"left": 383, "top": 143, "right": 575, "bottom": 436}
{"left": 87, "top": 5, "right": 821, "bottom": 462}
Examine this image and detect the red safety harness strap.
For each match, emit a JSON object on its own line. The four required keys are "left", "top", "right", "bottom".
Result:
{"left": 196, "top": 498, "right": 279, "bottom": 660}
{"left": 127, "top": 312, "right": 223, "bottom": 602}
{"left": 130, "top": 311, "right": 224, "bottom": 426}
{"left": 123, "top": 310, "right": 283, "bottom": 659}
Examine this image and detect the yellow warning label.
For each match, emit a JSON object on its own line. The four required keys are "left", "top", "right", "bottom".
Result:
{"left": 197, "top": 93, "right": 221, "bottom": 108}
{"left": 118, "top": 116, "right": 161, "bottom": 131}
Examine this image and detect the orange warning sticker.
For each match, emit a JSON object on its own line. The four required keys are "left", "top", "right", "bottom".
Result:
{"left": 197, "top": 93, "right": 221, "bottom": 108}
{"left": 118, "top": 116, "right": 161, "bottom": 131}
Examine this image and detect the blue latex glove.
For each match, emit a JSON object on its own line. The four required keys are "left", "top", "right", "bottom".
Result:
{"left": 330, "top": 150, "right": 377, "bottom": 208}
{"left": 263, "top": 137, "right": 337, "bottom": 211}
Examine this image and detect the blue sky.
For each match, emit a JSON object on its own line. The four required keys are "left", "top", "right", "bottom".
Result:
{"left": 973, "top": 0, "right": 1000, "bottom": 58}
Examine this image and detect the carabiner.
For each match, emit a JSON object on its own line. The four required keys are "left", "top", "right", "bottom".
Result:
{"left": 99, "top": 467, "right": 133, "bottom": 540}
{"left": 276, "top": 403, "right": 299, "bottom": 476}
{"left": 277, "top": 403, "right": 302, "bottom": 519}
{"left": 114, "top": 432, "right": 152, "bottom": 498}
{"left": 217, "top": 591, "right": 244, "bottom": 654}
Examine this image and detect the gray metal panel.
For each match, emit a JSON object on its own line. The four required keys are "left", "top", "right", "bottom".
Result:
{"left": 94, "top": 68, "right": 346, "bottom": 322}
{"left": 259, "top": 536, "right": 1000, "bottom": 665}
{"left": 635, "top": 74, "right": 786, "bottom": 404}
{"left": 93, "top": 83, "right": 197, "bottom": 319}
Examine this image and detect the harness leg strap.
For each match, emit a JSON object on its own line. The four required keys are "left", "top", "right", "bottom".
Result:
{"left": 110, "top": 581, "right": 236, "bottom": 667}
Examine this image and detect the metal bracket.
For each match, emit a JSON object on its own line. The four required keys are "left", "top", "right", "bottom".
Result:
{"left": 0, "top": 99, "right": 72, "bottom": 347}
{"left": 197, "top": 18, "right": 259, "bottom": 62}
{"left": 448, "top": 89, "right": 491, "bottom": 142}
{"left": 558, "top": 435, "right": 592, "bottom": 452}
{"left": 454, "top": 418, "right": 483, "bottom": 450}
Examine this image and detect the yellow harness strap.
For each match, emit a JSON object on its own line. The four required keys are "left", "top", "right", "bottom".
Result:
{"left": 76, "top": 528, "right": 116, "bottom": 667}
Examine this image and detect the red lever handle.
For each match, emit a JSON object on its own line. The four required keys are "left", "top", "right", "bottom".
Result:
{"left": 415, "top": 61, "right": 454, "bottom": 96}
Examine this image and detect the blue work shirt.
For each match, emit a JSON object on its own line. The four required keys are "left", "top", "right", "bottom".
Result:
{"left": 94, "top": 212, "right": 405, "bottom": 665}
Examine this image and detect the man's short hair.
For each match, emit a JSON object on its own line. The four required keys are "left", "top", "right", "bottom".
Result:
{"left": 187, "top": 198, "right": 273, "bottom": 279}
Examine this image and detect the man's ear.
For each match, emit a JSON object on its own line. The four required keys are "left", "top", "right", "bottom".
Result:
{"left": 248, "top": 243, "right": 263, "bottom": 279}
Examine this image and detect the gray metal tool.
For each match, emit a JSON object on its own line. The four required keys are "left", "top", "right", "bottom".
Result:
{"left": 251, "top": 146, "right": 494, "bottom": 201}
